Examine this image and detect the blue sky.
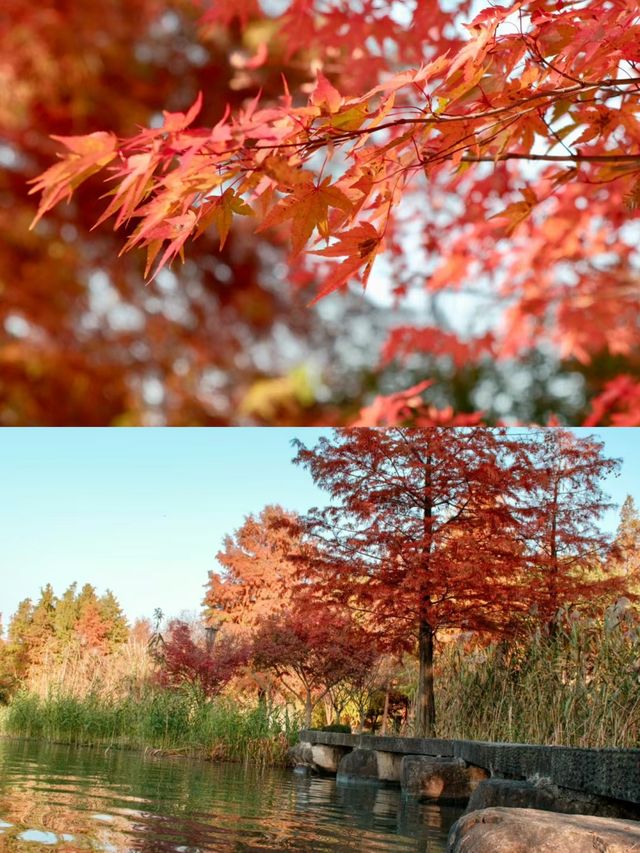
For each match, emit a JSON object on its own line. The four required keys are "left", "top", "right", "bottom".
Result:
{"left": 1, "top": 428, "right": 638, "bottom": 628}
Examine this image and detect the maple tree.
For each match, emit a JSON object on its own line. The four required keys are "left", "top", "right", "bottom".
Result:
{"left": 152, "top": 619, "right": 250, "bottom": 699}
{"left": 3, "top": 0, "right": 393, "bottom": 425}
{"left": 252, "top": 606, "right": 374, "bottom": 728}
{"left": 26, "top": 0, "right": 640, "bottom": 424}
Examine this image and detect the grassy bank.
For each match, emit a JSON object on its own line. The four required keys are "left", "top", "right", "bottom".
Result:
{"left": 0, "top": 692, "right": 299, "bottom": 766}
{"left": 435, "top": 610, "right": 640, "bottom": 748}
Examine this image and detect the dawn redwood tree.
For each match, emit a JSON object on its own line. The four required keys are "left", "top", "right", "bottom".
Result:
{"left": 612, "top": 495, "right": 640, "bottom": 587}
{"left": 293, "top": 428, "right": 530, "bottom": 737}
{"left": 28, "top": 0, "right": 640, "bottom": 425}
{"left": 516, "top": 430, "right": 627, "bottom": 621}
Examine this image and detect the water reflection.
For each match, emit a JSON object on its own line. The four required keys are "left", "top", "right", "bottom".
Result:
{"left": 0, "top": 739, "right": 461, "bottom": 851}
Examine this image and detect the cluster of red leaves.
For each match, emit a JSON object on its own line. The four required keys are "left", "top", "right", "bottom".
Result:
{"left": 154, "top": 620, "right": 250, "bottom": 697}
{"left": 27, "top": 0, "right": 640, "bottom": 423}
{"left": 252, "top": 607, "right": 376, "bottom": 696}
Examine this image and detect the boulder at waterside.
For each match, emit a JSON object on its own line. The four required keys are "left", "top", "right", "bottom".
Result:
{"left": 287, "top": 741, "right": 318, "bottom": 773}
{"left": 336, "top": 748, "right": 379, "bottom": 783}
{"left": 447, "top": 806, "right": 640, "bottom": 853}
{"left": 401, "top": 756, "right": 488, "bottom": 803}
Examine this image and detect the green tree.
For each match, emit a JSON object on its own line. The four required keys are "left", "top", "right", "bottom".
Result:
{"left": 54, "top": 582, "right": 79, "bottom": 649}
{"left": 27, "top": 584, "right": 57, "bottom": 664}
{"left": 98, "top": 590, "right": 129, "bottom": 650}
{"left": 5, "top": 598, "right": 34, "bottom": 682}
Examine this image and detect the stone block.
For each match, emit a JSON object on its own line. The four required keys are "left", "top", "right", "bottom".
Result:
{"left": 375, "top": 751, "right": 404, "bottom": 782}
{"left": 310, "top": 744, "right": 351, "bottom": 773}
{"left": 287, "top": 741, "right": 317, "bottom": 772}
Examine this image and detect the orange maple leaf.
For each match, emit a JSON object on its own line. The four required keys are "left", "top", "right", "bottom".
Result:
{"left": 257, "top": 177, "right": 353, "bottom": 256}
{"left": 310, "top": 221, "right": 382, "bottom": 301}
{"left": 28, "top": 132, "right": 117, "bottom": 229}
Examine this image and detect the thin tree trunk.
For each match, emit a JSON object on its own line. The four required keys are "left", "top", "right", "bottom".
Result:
{"left": 416, "top": 619, "right": 436, "bottom": 737}
{"left": 415, "top": 451, "right": 436, "bottom": 738}
{"left": 548, "top": 476, "right": 560, "bottom": 636}
{"left": 304, "top": 688, "right": 313, "bottom": 728}
{"left": 358, "top": 709, "right": 366, "bottom": 733}
{"left": 380, "top": 685, "right": 390, "bottom": 735}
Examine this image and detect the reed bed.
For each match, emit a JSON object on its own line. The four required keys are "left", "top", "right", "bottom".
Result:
{"left": 0, "top": 692, "right": 298, "bottom": 766}
{"left": 434, "top": 607, "right": 640, "bottom": 748}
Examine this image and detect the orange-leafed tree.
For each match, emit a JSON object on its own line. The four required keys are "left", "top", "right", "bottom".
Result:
{"left": 27, "top": 0, "right": 640, "bottom": 425}
{"left": 293, "top": 428, "right": 531, "bottom": 737}
{"left": 205, "top": 505, "right": 304, "bottom": 631}
{"left": 205, "top": 504, "right": 379, "bottom": 723}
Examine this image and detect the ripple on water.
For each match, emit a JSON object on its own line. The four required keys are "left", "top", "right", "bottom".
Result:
{"left": 0, "top": 739, "right": 461, "bottom": 851}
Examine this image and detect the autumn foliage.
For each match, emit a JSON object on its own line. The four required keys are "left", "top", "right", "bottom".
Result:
{"left": 1, "top": 429, "right": 638, "bottom": 745}
{"left": 293, "top": 428, "right": 626, "bottom": 735}
{"left": 153, "top": 620, "right": 250, "bottom": 698}
{"left": 24, "top": 0, "right": 640, "bottom": 424}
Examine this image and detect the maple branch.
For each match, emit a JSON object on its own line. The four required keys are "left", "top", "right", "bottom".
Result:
{"left": 461, "top": 153, "right": 640, "bottom": 163}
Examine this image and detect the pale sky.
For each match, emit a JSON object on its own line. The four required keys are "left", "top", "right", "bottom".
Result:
{"left": 1, "top": 428, "right": 638, "bottom": 629}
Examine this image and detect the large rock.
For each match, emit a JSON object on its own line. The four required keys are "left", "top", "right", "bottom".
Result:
{"left": 375, "top": 751, "right": 404, "bottom": 782}
{"left": 466, "top": 778, "right": 640, "bottom": 820}
{"left": 337, "top": 748, "right": 380, "bottom": 783}
{"left": 311, "top": 744, "right": 351, "bottom": 773}
{"left": 287, "top": 741, "right": 318, "bottom": 772}
{"left": 402, "top": 755, "right": 489, "bottom": 803}
{"left": 447, "top": 807, "right": 640, "bottom": 852}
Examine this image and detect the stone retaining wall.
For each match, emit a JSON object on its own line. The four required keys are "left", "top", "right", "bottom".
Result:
{"left": 297, "top": 730, "right": 640, "bottom": 807}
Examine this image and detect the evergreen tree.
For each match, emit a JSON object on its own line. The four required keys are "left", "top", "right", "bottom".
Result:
{"left": 98, "top": 590, "right": 129, "bottom": 650}
{"left": 54, "top": 582, "right": 79, "bottom": 649}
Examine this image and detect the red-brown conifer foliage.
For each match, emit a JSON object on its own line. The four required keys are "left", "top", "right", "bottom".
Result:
{"left": 294, "top": 427, "right": 530, "bottom": 736}
{"left": 205, "top": 506, "right": 303, "bottom": 630}
{"left": 515, "top": 429, "right": 625, "bottom": 620}
{"left": 293, "top": 427, "right": 624, "bottom": 736}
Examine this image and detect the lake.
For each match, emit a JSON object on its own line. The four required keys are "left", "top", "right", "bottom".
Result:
{"left": 0, "top": 739, "right": 462, "bottom": 851}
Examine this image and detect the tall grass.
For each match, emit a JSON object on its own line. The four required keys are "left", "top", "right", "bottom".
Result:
{"left": 1, "top": 691, "right": 299, "bottom": 766}
{"left": 435, "top": 606, "right": 640, "bottom": 748}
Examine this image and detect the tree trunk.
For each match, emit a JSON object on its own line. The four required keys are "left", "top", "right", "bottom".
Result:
{"left": 358, "top": 709, "right": 366, "bottom": 733}
{"left": 416, "top": 451, "right": 436, "bottom": 738}
{"left": 416, "top": 619, "right": 435, "bottom": 737}
{"left": 304, "top": 688, "right": 313, "bottom": 728}
{"left": 380, "top": 685, "right": 390, "bottom": 735}
{"left": 547, "top": 476, "right": 560, "bottom": 636}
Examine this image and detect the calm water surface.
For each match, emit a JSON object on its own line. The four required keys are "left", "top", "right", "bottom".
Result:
{"left": 0, "top": 739, "right": 462, "bottom": 852}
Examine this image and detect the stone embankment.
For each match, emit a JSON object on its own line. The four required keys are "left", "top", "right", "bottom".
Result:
{"left": 290, "top": 731, "right": 640, "bottom": 851}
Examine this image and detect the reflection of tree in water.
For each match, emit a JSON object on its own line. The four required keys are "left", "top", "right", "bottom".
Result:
{"left": 0, "top": 739, "right": 459, "bottom": 851}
